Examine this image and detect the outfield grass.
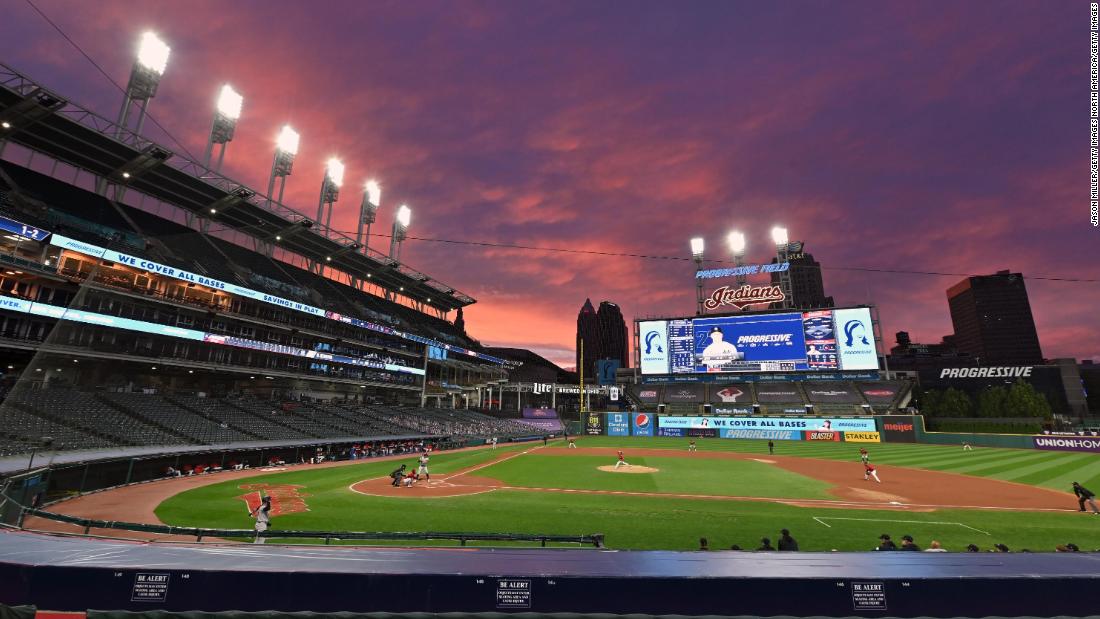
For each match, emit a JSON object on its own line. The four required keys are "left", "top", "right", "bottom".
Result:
{"left": 155, "top": 439, "right": 1100, "bottom": 552}
{"left": 476, "top": 453, "right": 832, "bottom": 499}
{"left": 565, "top": 436, "right": 1100, "bottom": 493}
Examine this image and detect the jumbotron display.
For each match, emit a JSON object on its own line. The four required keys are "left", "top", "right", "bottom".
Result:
{"left": 638, "top": 307, "right": 877, "bottom": 375}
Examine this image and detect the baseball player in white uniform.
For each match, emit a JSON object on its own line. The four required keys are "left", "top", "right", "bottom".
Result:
{"left": 417, "top": 453, "right": 430, "bottom": 482}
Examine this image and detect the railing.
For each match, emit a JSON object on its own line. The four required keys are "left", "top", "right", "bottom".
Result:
{"left": 11, "top": 505, "right": 604, "bottom": 548}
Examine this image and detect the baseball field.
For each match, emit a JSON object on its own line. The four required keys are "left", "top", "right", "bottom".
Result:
{"left": 40, "top": 437, "right": 1100, "bottom": 552}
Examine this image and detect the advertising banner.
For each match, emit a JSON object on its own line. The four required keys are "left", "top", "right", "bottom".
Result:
{"left": 606, "top": 412, "right": 630, "bottom": 436}
{"left": 517, "top": 418, "right": 564, "bottom": 433}
{"left": 859, "top": 384, "right": 899, "bottom": 403}
{"left": 803, "top": 431, "right": 841, "bottom": 441}
{"left": 843, "top": 431, "right": 882, "bottom": 443}
{"left": 720, "top": 428, "right": 801, "bottom": 440}
{"left": 585, "top": 413, "right": 604, "bottom": 436}
{"left": 711, "top": 384, "right": 750, "bottom": 403}
{"left": 1032, "top": 436, "right": 1100, "bottom": 452}
{"left": 638, "top": 320, "right": 670, "bottom": 375}
{"left": 597, "top": 360, "right": 620, "bottom": 385}
{"left": 665, "top": 385, "right": 703, "bottom": 402}
{"left": 801, "top": 310, "right": 838, "bottom": 369}
{"left": 879, "top": 415, "right": 918, "bottom": 443}
{"left": 658, "top": 416, "right": 876, "bottom": 431}
{"left": 631, "top": 412, "right": 655, "bottom": 436}
{"left": 636, "top": 388, "right": 661, "bottom": 403}
{"left": 803, "top": 383, "right": 862, "bottom": 403}
{"left": 685, "top": 428, "right": 718, "bottom": 438}
{"left": 658, "top": 427, "right": 684, "bottom": 437}
{"left": 755, "top": 387, "right": 802, "bottom": 402}
{"left": 833, "top": 307, "right": 878, "bottom": 370}
{"left": 713, "top": 406, "right": 754, "bottom": 415}
{"left": 522, "top": 408, "right": 559, "bottom": 419}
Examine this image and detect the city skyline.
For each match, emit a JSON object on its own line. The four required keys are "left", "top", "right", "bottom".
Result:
{"left": 1, "top": 1, "right": 1096, "bottom": 368}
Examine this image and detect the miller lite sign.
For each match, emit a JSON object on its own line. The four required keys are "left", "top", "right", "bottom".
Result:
{"left": 704, "top": 284, "right": 785, "bottom": 311}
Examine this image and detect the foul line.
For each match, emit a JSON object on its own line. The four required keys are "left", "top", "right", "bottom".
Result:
{"left": 813, "top": 516, "right": 990, "bottom": 535}
{"left": 443, "top": 446, "right": 543, "bottom": 481}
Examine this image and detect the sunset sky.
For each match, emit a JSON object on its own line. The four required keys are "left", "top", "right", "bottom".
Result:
{"left": 2, "top": 0, "right": 1096, "bottom": 367}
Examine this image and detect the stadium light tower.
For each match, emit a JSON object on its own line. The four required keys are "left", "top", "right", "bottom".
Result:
{"left": 389, "top": 204, "right": 411, "bottom": 260}
{"left": 266, "top": 125, "right": 299, "bottom": 206}
{"left": 317, "top": 158, "right": 345, "bottom": 230}
{"left": 358, "top": 180, "right": 381, "bottom": 251}
{"left": 203, "top": 84, "right": 243, "bottom": 171}
{"left": 116, "top": 32, "right": 171, "bottom": 136}
{"left": 771, "top": 226, "right": 793, "bottom": 309}
{"left": 690, "top": 237, "right": 705, "bottom": 315}
{"left": 727, "top": 230, "right": 747, "bottom": 286}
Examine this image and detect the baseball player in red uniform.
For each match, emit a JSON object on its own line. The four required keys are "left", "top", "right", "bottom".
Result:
{"left": 614, "top": 450, "right": 630, "bottom": 469}
{"left": 864, "top": 462, "right": 881, "bottom": 483}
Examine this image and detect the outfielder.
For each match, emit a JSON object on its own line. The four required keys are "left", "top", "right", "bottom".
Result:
{"left": 568, "top": 438, "right": 577, "bottom": 448}
{"left": 863, "top": 463, "right": 881, "bottom": 483}
{"left": 688, "top": 440, "right": 697, "bottom": 452}
{"left": 859, "top": 448, "right": 870, "bottom": 465}
{"left": 250, "top": 495, "right": 272, "bottom": 544}
{"left": 962, "top": 441, "right": 973, "bottom": 451}
{"left": 614, "top": 450, "right": 630, "bottom": 469}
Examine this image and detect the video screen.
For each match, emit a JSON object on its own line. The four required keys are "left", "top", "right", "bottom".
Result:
{"left": 639, "top": 307, "right": 877, "bottom": 375}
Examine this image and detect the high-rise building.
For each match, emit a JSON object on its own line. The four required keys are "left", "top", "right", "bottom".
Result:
{"left": 575, "top": 299, "right": 629, "bottom": 380}
{"left": 595, "top": 301, "right": 629, "bottom": 370}
{"left": 946, "top": 270, "right": 1043, "bottom": 365}
{"left": 769, "top": 242, "right": 833, "bottom": 309}
{"left": 576, "top": 299, "right": 598, "bottom": 377}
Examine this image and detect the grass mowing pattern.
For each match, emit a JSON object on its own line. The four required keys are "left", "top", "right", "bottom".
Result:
{"left": 477, "top": 454, "right": 832, "bottom": 499}
{"left": 154, "top": 439, "right": 1100, "bottom": 552}
{"left": 568, "top": 436, "right": 1100, "bottom": 493}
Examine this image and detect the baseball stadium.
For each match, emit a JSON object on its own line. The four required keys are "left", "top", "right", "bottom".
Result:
{"left": 1, "top": 7, "right": 1099, "bottom": 619}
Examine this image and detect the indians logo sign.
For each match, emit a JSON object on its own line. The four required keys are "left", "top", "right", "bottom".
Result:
{"left": 704, "top": 284, "right": 785, "bottom": 311}
{"left": 237, "top": 483, "right": 311, "bottom": 516}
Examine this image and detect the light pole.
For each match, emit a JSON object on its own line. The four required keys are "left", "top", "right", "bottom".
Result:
{"left": 203, "top": 84, "right": 243, "bottom": 171}
{"left": 316, "top": 158, "right": 345, "bottom": 231}
{"left": 266, "top": 125, "right": 299, "bottom": 207}
{"left": 116, "top": 32, "right": 170, "bottom": 137}
{"left": 358, "top": 180, "right": 380, "bottom": 251}
{"left": 390, "top": 204, "right": 411, "bottom": 260}
{"left": 727, "top": 230, "right": 747, "bottom": 287}
{"left": 771, "top": 226, "right": 792, "bottom": 309}
{"left": 691, "top": 237, "right": 705, "bottom": 315}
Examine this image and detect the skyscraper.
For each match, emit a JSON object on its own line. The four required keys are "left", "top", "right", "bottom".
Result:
{"left": 575, "top": 299, "right": 629, "bottom": 379}
{"left": 596, "top": 301, "right": 629, "bottom": 370}
{"left": 946, "top": 270, "right": 1043, "bottom": 365}
{"left": 576, "top": 298, "right": 598, "bottom": 376}
{"left": 769, "top": 242, "right": 833, "bottom": 309}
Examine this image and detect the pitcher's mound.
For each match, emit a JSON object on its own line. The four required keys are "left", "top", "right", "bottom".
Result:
{"left": 597, "top": 465, "right": 659, "bottom": 474}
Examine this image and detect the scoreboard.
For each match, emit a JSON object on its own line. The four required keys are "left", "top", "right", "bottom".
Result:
{"left": 638, "top": 307, "right": 878, "bottom": 376}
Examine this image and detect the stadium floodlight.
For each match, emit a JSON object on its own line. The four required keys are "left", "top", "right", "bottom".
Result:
{"left": 276, "top": 125, "right": 300, "bottom": 155}
{"left": 136, "top": 32, "right": 170, "bottom": 75}
{"left": 727, "top": 230, "right": 747, "bottom": 285}
{"left": 357, "top": 180, "right": 381, "bottom": 250}
{"left": 318, "top": 158, "right": 345, "bottom": 229}
{"left": 204, "top": 84, "right": 244, "bottom": 171}
{"left": 389, "top": 204, "right": 412, "bottom": 260}
{"left": 727, "top": 231, "right": 746, "bottom": 256}
{"left": 690, "top": 237, "right": 706, "bottom": 316}
{"left": 690, "top": 237, "right": 705, "bottom": 261}
{"left": 771, "top": 226, "right": 793, "bottom": 309}
{"left": 116, "top": 32, "right": 171, "bottom": 137}
{"left": 771, "top": 226, "right": 789, "bottom": 247}
{"left": 266, "top": 125, "right": 299, "bottom": 206}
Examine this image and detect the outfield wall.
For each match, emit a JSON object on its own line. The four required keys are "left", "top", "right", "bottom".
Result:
{"left": 582, "top": 411, "right": 1097, "bottom": 452}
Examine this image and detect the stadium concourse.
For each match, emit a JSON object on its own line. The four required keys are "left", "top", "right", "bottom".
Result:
{"left": 0, "top": 41, "right": 1096, "bottom": 619}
